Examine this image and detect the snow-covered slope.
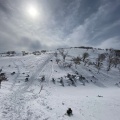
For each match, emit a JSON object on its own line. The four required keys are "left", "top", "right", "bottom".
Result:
{"left": 0, "top": 48, "right": 120, "bottom": 120}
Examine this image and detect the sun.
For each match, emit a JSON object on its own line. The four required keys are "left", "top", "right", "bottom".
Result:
{"left": 26, "top": 4, "right": 39, "bottom": 19}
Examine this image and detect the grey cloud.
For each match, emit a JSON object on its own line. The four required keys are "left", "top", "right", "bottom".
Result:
{"left": 0, "top": 33, "right": 17, "bottom": 52}
{"left": 98, "top": 36, "right": 120, "bottom": 49}
{"left": 0, "top": 0, "right": 10, "bottom": 14}
{"left": 19, "top": 37, "right": 45, "bottom": 51}
{"left": 0, "top": 0, "right": 120, "bottom": 52}
{"left": 64, "top": 0, "right": 120, "bottom": 48}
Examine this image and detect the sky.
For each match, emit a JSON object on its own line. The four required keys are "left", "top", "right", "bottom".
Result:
{"left": 0, "top": 0, "right": 120, "bottom": 52}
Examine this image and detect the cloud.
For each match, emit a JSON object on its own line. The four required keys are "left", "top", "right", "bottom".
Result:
{"left": 18, "top": 37, "right": 46, "bottom": 51}
{"left": 64, "top": 0, "right": 120, "bottom": 48}
{"left": 0, "top": 0, "right": 120, "bottom": 52}
{"left": 0, "top": 0, "right": 10, "bottom": 14}
{"left": 98, "top": 37, "right": 120, "bottom": 49}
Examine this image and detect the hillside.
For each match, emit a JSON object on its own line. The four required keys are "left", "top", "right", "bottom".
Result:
{"left": 0, "top": 47, "right": 120, "bottom": 120}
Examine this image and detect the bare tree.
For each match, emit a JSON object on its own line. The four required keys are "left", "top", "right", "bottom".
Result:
{"left": 56, "top": 58, "right": 60, "bottom": 64}
{"left": 99, "top": 53, "right": 106, "bottom": 61}
{"left": 58, "top": 49, "right": 68, "bottom": 62}
{"left": 72, "top": 57, "right": 81, "bottom": 69}
{"left": 54, "top": 52, "right": 58, "bottom": 58}
{"left": 82, "top": 52, "right": 89, "bottom": 62}
{"left": 118, "top": 64, "right": 120, "bottom": 73}
{"left": 107, "top": 50, "right": 115, "bottom": 71}
{"left": 87, "top": 61, "right": 93, "bottom": 67}
{"left": 95, "top": 54, "right": 106, "bottom": 73}
{"left": 112, "top": 57, "right": 120, "bottom": 68}
{"left": 95, "top": 58, "right": 103, "bottom": 73}
{"left": 0, "top": 79, "right": 1, "bottom": 89}
{"left": 22, "top": 51, "right": 28, "bottom": 56}
{"left": 84, "top": 59, "right": 89, "bottom": 66}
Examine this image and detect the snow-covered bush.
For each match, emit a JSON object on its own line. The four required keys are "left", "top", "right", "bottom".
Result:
{"left": 63, "top": 62, "right": 72, "bottom": 68}
{"left": 66, "top": 73, "right": 76, "bottom": 86}
{"left": 78, "top": 75, "right": 86, "bottom": 85}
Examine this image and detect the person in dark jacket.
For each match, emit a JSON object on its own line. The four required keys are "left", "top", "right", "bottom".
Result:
{"left": 67, "top": 108, "right": 73, "bottom": 116}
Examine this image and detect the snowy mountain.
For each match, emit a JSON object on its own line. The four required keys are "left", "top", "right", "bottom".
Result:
{"left": 0, "top": 47, "right": 120, "bottom": 120}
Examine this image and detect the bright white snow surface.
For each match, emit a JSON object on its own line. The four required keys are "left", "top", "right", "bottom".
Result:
{"left": 0, "top": 48, "right": 120, "bottom": 120}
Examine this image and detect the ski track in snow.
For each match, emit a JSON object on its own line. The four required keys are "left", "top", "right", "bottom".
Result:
{"left": 10, "top": 60, "right": 23, "bottom": 90}
{"left": 0, "top": 54, "right": 54, "bottom": 120}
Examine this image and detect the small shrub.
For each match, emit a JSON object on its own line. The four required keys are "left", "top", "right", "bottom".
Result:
{"left": 60, "top": 77, "right": 64, "bottom": 87}
{"left": 11, "top": 72, "right": 15, "bottom": 75}
{"left": 25, "top": 78, "right": 29, "bottom": 82}
{"left": 41, "top": 75, "right": 45, "bottom": 82}
{"left": 52, "top": 78, "right": 55, "bottom": 84}
{"left": 0, "top": 73, "right": 7, "bottom": 89}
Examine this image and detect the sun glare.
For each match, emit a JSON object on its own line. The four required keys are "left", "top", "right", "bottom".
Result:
{"left": 26, "top": 4, "right": 39, "bottom": 19}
